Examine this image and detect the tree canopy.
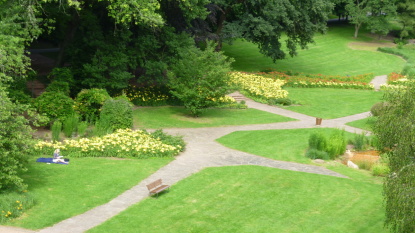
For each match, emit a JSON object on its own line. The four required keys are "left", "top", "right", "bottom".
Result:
{"left": 373, "top": 84, "right": 415, "bottom": 233}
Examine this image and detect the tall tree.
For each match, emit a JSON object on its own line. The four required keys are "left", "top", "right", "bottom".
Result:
{"left": 373, "top": 83, "right": 415, "bottom": 233}
{"left": 396, "top": 0, "right": 415, "bottom": 39}
{"left": 346, "top": 0, "right": 397, "bottom": 38}
{"left": 185, "top": 0, "right": 333, "bottom": 62}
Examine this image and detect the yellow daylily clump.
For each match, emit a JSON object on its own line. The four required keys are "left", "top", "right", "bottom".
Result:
{"left": 34, "top": 129, "right": 182, "bottom": 158}
{"left": 229, "top": 72, "right": 288, "bottom": 99}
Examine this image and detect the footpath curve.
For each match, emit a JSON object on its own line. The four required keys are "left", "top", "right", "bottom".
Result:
{"left": 2, "top": 76, "right": 383, "bottom": 233}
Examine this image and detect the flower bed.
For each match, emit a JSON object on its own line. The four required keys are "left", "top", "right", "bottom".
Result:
{"left": 229, "top": 72, "right": 288, "bottom": 100}
{"left": 34, "top": 129, "right": 184, "bottom": 158}
{"left": 380, "top": 72, "right": 415, "bottom": 91}
{"left": 257, "top": 71, "right": 375, "bottom": 90}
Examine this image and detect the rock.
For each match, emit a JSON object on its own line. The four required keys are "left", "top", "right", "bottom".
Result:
{"left": 347, "top": 160, "right": 359, "bottom": 169}
{"left": 313, "top": 159, "right": 325, "bottom": 164}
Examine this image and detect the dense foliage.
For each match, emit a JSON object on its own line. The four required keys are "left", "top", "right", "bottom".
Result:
{"left": 168, "top": 42, "right": 234, "bottom": 116}
{"left": 0, "top": 87, "right": 34, "bottom": 192}
{"left": 373, "top": 82, "right": 415, "bottom": 233}
{"left": 74, "top": 88, "right": 111, "bottom": 122}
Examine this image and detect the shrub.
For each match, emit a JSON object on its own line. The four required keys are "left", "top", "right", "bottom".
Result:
{"left": 268, "top": 97, "right": 292, "bottom": 106}
{"left": 305, "top": 149, "right": 329, "bottom": 160}
{"left": 350, "top": 132, "right": 369, "bottom": 151}
{"left": 74, "top": 88, "right": 111, "bottom": 122}
{"left": 34, "top": 91, "right": 75, "bottom": 122}
{"left": 151, "top": 129, "right": 185, "bottom": 152}
{"left": 372, "top": 163, "right": 390, "bottom": 176}
{"left": 51, "top": 121, "right": 62, "bottom": 142}
{"left": 371, "top": 102, "right": 389, "bottom": 117}
{"left": 308, "top": 132, "right": 327, "bottom": 151}
{"left": 45, "top": 81, "right": 70, "bottom": 96}
{"left": 98, "top": 98, "right": 133, "bottom": 132}
{"left": 63, "top": 114, "right": 79, "bottom": 138}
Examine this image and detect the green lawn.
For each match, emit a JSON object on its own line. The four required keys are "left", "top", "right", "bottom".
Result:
{"left": 346, "top": 117, "right": 377, "bottom": 131}
{"left": 223, "top": 24, "right": 405, "bottom": 76}
{"left": 88, "top": 166, "right": 386, "bottom": 233}
{"left": 134, "top": 106, "right": 295, "bottom": 129}
{"left": 7, "top": 157, "right": 173, "bottom": 230}
{"left": 282, "top": 88, "right": 383, "bottom": 119}
{"left": 216, "top": 128, "right": 356, "bottom": 164}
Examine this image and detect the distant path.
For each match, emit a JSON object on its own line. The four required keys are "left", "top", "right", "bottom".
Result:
{"left": 370, "top": 75, "right": 388, "bottom": 91}
{"left": 2, "top": 76, "right": 386, "bottom": 233}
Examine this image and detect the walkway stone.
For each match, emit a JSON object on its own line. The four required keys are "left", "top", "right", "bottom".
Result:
{"left": 1, "top": 78, "right": 386, "bottom": 232}
{"left": 370, "top": 75, "right": 387, "bottom": 91}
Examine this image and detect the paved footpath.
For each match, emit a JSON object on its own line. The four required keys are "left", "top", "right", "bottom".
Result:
{"left": 1, "top": 78, "right": 383, "bottom": 232}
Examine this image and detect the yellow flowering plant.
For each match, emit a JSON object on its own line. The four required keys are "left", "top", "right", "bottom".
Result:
{"left": 34, "top": 129, "right": 184, "bottom": 158}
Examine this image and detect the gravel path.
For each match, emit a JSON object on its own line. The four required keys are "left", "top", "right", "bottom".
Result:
{"left": 1, "top": 78, "right": 383, "bottom": 232}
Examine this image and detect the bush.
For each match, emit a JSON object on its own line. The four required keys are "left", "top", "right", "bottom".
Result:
{"left": 45, "top": 81, "right": 70, "bottom": 96}
{"left": 98, "top": 98, "right": 133, "bottom": 132}
{"left": 372, "top": 163, "right": 390, "bottom": 176}
{"left": 305, "top": 149, "right": 329, "bottom": 160}
{"left": 268, "top": 97, "right": 292, "bottom": 106}
{"left": 74, "top": 88, "right": 111, "bottom": 122}
{"left": 350, "top": 132, "right": 370, "bottom": 151}
{"left": 308, "top": 132, "right": 327, "bottom": 151}
{"left": 51, "top": 121, "right": 62, "bottom": 142}
{"left": 34, "top": 91, "right": 75, "bottom": 122}
{"left": 371, "top": 102, "right": 389, "bottom": 117}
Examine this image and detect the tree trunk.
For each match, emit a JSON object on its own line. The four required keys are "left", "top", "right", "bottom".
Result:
{"left": 354, "top": 23, "right": 361, "bottom": 38}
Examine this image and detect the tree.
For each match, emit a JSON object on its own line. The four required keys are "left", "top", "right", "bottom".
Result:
{"left": 346, "top": 0, "right": 397, "bottom": 38}
{"left": 168, "top": 41, "right": 234, "bottom": 116}
{"left": 0, "top": 85, "right": 35, "bottom": 192}
{"left": 193, "top": 0, "right": 333, "bottom": 62}
{"left": 396, "top": 0, "right": 415, "bottom": 39}
{"left": 373, "top": 83, "right": 415, "bottom": 233}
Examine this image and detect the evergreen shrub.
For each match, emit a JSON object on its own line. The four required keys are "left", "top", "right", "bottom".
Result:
{"left": 98, "top": 98, "right": 133, "bottom": 132}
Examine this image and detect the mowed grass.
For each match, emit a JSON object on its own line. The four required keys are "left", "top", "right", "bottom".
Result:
{"left": 7, "top": 157, "right": 173, "bottom": 230}
{"left": 282, "top": 88, "right": 383, "bottom": 119}
{"left": 133, "top": 106, "right": 295, "bottom": 129}
{"left": 346, "top": 117, "right": 377, "bottom": 131}
{"left": 88, "top": 166, "right": 386, "bottom": 233}
{"left": 216, "top": 128, "right": 356, "bottom": 164}
{"left": 223, "top": 24, "right": 405, "bottom": 75}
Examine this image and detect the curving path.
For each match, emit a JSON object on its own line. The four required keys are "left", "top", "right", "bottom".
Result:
{"left": 2, "top": 77, "right": 383, "bottom": 233}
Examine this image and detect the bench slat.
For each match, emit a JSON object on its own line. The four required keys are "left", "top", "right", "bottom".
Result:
{"left": 146, "top": 179, "right": 170, "bottom": 196}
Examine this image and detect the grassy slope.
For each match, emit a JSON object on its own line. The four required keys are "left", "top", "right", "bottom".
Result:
{"left": 88, "top": 166, "right": 386, "bottom": 233}
{"left": 282, "top": 88, "right": 383, "bottom": 119}
{"left": 7, "top": 157, "right": 172, "bottom": 230}
{"left": 346, "top": 117, "right": 377, "bottom": 131}
{"left": 223, "top": 24, "right": 405, "bottom": 75}
{"left": 134, "top": 106, "right": 295, "bottom": 129}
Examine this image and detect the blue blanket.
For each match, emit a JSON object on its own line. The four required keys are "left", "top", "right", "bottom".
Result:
{"left": 36, "top": 158, "right": 69, "bottom": 165}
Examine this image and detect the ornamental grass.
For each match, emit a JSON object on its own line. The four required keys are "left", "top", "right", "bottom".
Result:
{"left": 34, "top": 129, "right": 184, "bottom": 158}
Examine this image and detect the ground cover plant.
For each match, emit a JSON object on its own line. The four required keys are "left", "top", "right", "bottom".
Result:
{"left": 222, "top": 24, "right": 405, "bottom": 75}
{"left": 5, "top": 157, "right": 173, "bottom": 230}
{"left": 133, "top": 106, "right": 296, "bottom": 129}
{"left": 216, "top": 128, "right": 357, "bottom": 164}
{"left": 88, "top": 166, "right": 387, "bottom": 233}
{"left": 281, "top": 88, "right": 383, "bottom": 119}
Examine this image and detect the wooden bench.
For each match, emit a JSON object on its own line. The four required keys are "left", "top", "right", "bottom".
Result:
{"left": 146, "top": 179, "right": 170, "bottom": 197}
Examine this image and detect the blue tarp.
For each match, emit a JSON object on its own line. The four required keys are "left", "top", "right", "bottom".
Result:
{"left": 36, "top": 158, "right": 69, "bottom": 165}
